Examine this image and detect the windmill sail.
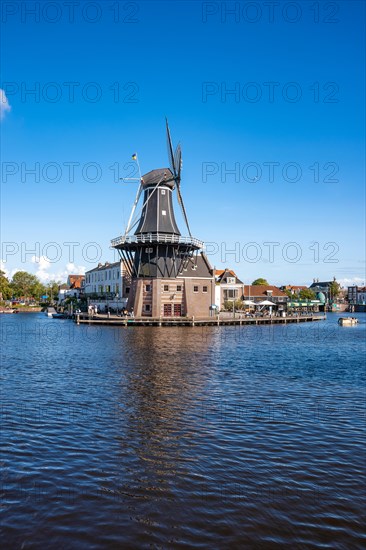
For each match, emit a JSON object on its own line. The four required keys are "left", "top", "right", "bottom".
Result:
{"left": 165, "top": 121, "right": 192, "bottom": 237}
{"left": 166, "top": 119, "right": 175, "bottom": 176}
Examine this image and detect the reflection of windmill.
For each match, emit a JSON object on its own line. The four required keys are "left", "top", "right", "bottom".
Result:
{"left": 111, "top": 121, "right": 213, "bottom": 318}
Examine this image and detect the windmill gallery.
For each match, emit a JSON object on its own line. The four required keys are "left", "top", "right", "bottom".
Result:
{"left": 74, "top": 122, "right": 325, "bottom": 327}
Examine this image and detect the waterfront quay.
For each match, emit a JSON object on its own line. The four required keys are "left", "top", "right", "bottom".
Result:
{"left": 75, "top": 313, "right": 326, "bottom": 327}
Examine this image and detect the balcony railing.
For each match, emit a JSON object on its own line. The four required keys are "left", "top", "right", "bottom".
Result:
{"left": 111, "top": 233, "right": 204, "bottom": 249}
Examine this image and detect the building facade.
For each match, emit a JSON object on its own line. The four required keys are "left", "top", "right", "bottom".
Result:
{"left": 348, "top": 286, "right": 366, "bottom": 305}
{"left": 242, "top": 285, "right": 288, "bottom": 306}
{"left": 214, "top": 269, "right": 244, "bottom": 309}
{"left": 125, "top": 253, "right": 214, "bottom": 318}
{"left": 58, "top": 275, "right": 85, "bottom": 302}
{"left": 84, "top": 261, "right": 126, "bottom": 298}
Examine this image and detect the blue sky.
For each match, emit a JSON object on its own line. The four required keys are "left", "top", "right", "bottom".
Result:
{"left": 1, "top": 0, "right": 365, "bottom": 286}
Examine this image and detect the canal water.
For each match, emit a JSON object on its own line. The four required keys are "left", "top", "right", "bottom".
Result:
{"left": 1, "top": 313, "right": 365, "bottom": 548}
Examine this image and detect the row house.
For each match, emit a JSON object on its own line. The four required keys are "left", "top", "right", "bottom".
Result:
{"left": 84, "top": 260, "right": 129, "bottom": 299}
{"left": 214, "top": 268, "right": 244, "bottom": 309}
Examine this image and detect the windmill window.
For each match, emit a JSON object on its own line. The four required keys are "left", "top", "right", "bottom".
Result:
{"left": 145, "top": 247, "right": 153, "bottom": 253}
{"left": 203, "top": 286, "right": 208, "bottom": 293}
{"left": 164, "top": 285, "right": 169, "bottom": 291}
{"left": 145, "top": 285, "right": 151, "bottom": 292}
{"left": 125, "top": 287, "right": 130, "bottom": 294}
{"left": 161, "top": 189, "right": 166, "bottom": 195}
{"left": 162, "top": 210, "right": 166, "bottom": 216}
{"left": 144, "top": 304, "right": 151, "bottom": 312}
{"left": 193, "top": 286, "right": 199, "bottom": 292}
{"left": 176, "top": 285, "right": 182, "bottom": 292}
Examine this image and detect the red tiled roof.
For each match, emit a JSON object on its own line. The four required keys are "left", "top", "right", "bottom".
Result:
{"left": 243, "top": 285, "right": 287, "bottom": 298}
{"left": 67, "top": 275, "right": 85, "bottom": 289}
{"left": 214, "top": 268, "right": 237, "bottom": 278}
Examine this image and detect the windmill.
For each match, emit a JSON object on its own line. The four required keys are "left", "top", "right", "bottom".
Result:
{"left": 112, "top": 121, "right": 203, "bottom": 279}
{"left": 111, "top": 121, "right": 213, "bottom": 318}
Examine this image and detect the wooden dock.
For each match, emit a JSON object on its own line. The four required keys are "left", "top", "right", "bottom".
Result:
{"left": 74, "top": 314, "right": 326, "bottom": 327}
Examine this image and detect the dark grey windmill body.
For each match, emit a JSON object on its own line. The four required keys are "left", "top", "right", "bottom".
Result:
{"left": 111, "top": 122, "right": 213, "bottom": 318}
{"left": 134, "top": 168, "right": 180, "bottom": 235}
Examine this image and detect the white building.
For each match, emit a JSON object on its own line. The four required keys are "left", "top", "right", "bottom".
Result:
{"left": 84, "top": 260, "right": 125, "bottom": 297}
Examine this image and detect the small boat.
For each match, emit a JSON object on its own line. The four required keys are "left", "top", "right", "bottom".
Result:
{"left": 0, "top": 308, "right": 16, "bottom": 314}
{"left": 52, "top": 313, "right": 65, "bottom": 319}
{"left": 338, "top": 317, "right": 358, "bottom": 326}
{"left": 45, "top": 307, "right": 57, "bottom": 317}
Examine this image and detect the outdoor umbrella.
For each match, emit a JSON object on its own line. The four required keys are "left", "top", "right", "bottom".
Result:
{"left": 257, "top": 300, "right": 276, "bottom": 306}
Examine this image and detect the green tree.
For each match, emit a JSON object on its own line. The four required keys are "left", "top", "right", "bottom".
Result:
{"left": 299, "top": 289, "right": 316, "bottom": 300}
{"left": 223, "top": 300, "right": 233, "bottom": 311}
{"left": 11, "top": 271, "right": 42, "bottom": 299}
{"left": 329, "top": 280, "right": 341, "bottom": 299}
{"left": 32, "top": 281, "right": 46, "bottom": 301}
{"left": 252, "top": 278, "right": 269, "bottom": 285}
{"left": 47, "top": 280, "right": 61, "bottom": 300}
{"left": 0, "top": 271, "right": 12, "bottom": 300}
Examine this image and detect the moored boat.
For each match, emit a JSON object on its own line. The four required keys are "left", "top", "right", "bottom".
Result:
{"left": 338, "top": 317, "right": 358, "bottom": 326}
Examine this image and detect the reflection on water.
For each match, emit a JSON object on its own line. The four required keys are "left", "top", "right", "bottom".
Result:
{"left": 1, "top": 313, "right": 365, "bottom": 548}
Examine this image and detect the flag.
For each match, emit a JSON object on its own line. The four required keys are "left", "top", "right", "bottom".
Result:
{"left": 132, "top": 153, "right": 137, "bottom": 160}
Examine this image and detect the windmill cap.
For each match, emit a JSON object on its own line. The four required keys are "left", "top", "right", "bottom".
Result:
{"left": 141, "top": 168, "right": 175, "bottom": 188}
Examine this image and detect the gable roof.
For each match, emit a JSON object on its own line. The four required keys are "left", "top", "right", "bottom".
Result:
{"left": 215, "top": 268, "right": 243, "bottom": 284}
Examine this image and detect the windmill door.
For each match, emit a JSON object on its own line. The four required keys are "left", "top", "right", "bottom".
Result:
{"left": 173, "top": 304, "right": 182, "bottom": 317}
{"left": 163, "top": 304, "right": 172, "bottom": 317}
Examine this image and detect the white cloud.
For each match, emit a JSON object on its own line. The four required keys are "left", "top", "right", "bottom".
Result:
{"left": 338, "top": 277, "right": 366, "bottom": 288}
{"left": 1, "top": 257, "right": 86, "bottom": 284}
{"left": 0, "top": 89, "right": 11, "bottom": 120}
{"left": 65, "top": 262, "right": 86, "bottom": 275}
{"left": 28, "top": 257, "right": 86, "bottom": 283}
{"left": 0, "top": 260, "right": 24, "bottom": 280}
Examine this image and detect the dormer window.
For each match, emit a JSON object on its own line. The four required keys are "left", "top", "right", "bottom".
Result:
{"left": 227, "top": 277, "right": 236, "bottom": 284}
